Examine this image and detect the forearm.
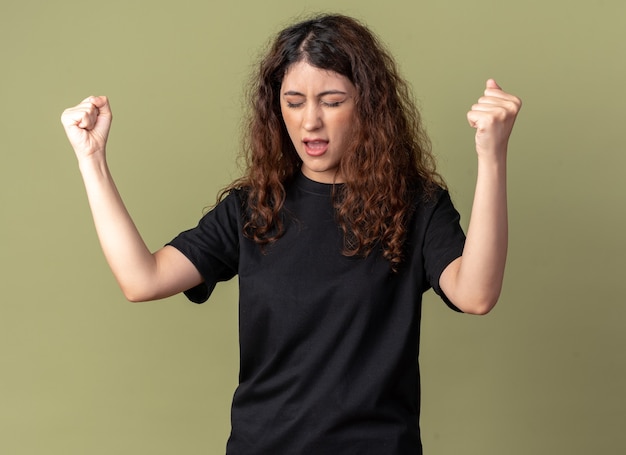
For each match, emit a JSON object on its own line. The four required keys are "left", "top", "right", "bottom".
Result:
{"left": 62, "top": 97, "right": 202, "bottom": 301}
{"left": 453, "top": 155, "right": 508, "bottom": 313}
{"left": 440, "top": 79, "right": 520, "bottom": 314}
{"left": 79, "top": 154, "right": 158, "bottom": 301}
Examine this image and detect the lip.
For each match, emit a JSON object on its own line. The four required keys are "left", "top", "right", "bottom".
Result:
{"left": 303, "top": 138, "right": 329, "bottom": 157}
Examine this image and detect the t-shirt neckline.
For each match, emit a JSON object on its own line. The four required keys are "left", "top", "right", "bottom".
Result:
{"left": 295, "top": 171, "right": 344, "bottom": 196}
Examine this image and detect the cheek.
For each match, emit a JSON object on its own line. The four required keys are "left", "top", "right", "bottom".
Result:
{"left": 281, "top": 109, "right": 298, "bottom": 133}
{"left": 335, "top": 112, "right": 356, "bottom": 141}
{"left": 281, "top": 113, "right": 300, "bottom": 149}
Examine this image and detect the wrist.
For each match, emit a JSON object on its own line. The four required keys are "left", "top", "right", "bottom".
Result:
{"left": 476, "top": 147, "right": 507, "bottom": 166}
{"left": 78, "top": 151, "right": 110, "bottom": 177}
{"left": 476, "top": 153, "right": 507, "bottom": 184}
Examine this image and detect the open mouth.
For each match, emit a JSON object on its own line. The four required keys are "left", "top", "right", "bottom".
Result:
{"left": 303, "top": 140, "right": 329, "bottom": 156}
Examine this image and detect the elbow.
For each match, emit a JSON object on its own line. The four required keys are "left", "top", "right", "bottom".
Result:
{"left": 465, "top": 300, "right": 496, "bottom": 315}
{"left": 456, "top": 292, "right": 501, "bottom": 315}
{"left": 122, "top": 290, "right": 150, "bottom": 303}
{"left": 120, "top": 283, "right": 156, "bottom": 303}
{"left": 440, "top": 259, "right": 504, "bottom": 316}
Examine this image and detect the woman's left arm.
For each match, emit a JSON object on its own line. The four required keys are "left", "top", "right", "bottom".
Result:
{"left": 440, "top": 79, "right": 522, "bottom": 315}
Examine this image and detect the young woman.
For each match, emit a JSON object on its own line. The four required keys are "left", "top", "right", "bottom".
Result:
{"left": 61, "top": 14, "right": 521, "bottom": 455}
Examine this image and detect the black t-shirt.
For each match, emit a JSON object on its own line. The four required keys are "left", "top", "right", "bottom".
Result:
{"left": 168, "top": 173, "right": 465, "bottom": 454}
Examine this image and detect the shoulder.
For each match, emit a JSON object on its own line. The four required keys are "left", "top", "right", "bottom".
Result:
{"left": 212, "top": 187, "right": 250, "bottom": 215}
{"left": 408, "top": 180, "right": 453, "bottom": 215}
{"left": 405, "top": 182, "right": 463, "bottom": 244}
{"left": 189, "top": 188, "right": 248, "bottom": 236}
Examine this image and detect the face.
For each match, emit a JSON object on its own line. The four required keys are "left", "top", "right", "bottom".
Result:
{"left": 280, "top": 61, "right": 356, "bottom": 183}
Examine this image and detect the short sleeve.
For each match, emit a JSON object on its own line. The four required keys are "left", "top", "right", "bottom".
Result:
{"left": 422, "top": 190, "right": 466, "bottom": 311}
{"left": 167, "top": 192, "right": 241, "bottom": 303}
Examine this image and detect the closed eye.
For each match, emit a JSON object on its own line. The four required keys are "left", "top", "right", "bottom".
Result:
{"left": 321, "top": 100, "right": 343, "bottom": 108}
{"left": 286, "top": 100, "right": 344, "bottom": 108}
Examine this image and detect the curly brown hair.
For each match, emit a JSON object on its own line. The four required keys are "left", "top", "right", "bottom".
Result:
{"left": 224, "top": 13, "right": 445, "bottom": 270}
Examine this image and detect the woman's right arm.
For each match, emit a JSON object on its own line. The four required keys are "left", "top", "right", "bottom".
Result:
{"left": 61, "top": 96, "right": 202, "bottom": 302}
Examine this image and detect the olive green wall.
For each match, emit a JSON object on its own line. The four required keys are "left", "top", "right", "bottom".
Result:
{"left": 1, "top": 0, "right": 624, "bottom": 453}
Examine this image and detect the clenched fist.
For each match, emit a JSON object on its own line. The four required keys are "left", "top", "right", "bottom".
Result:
{"left": 467, "top": 80, "right": 522, "bottom": 159}
{"left": 61, "top": 96, "right": 112, "bottom": 162}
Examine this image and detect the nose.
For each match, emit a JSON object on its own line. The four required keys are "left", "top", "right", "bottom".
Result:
{"left": 302, "top": 104, "right": 322, "bottom": 131}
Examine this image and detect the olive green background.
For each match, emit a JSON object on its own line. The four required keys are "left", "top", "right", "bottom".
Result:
{"left": 1, "top": 0, "right": 624, "bottom": 453}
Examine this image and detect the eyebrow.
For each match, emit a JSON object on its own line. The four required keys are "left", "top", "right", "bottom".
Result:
{"left": 283, "top": 90, "right": 348, "bottom": 97}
